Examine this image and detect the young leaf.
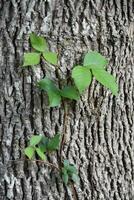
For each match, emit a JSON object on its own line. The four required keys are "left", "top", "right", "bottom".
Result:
{"left": 84, "top": 51, "right": 108, "bottom": 69}
{"left": 30, "top": 33, "right": 48, "bottom": 52}
{"left": 47, "top": 134, "right": 60, "bottom": 151}
{"left": 23, "top": 53, "right": 40, "bottom": 66}
{"left": 43, "top": 52, "right": 58, "bottom": 65}
{"left": 24, "top": 146, "right": 35, "bottom": 159}
{"left": 62, "top": 168, "right": 68, "bottom": 185}
{"left": 38, "top": 78, "right": 61, "bottom": 107}
{"left": 60, "top": 86, "right": 80, "bottom": 100}
{"left": 36, "top": 148, "right": 46, "bottom": 160}
{"left": 30, "top": 135, "right": 42, "bottom": 146}
{"left": 71, "top": 173, "right": 80, "bottom": 184}
{"left": 92, "top": 69, "right": 118, "bottom": 95}
{"left": 72, "top": 66, "right": 92, "bottom": 93}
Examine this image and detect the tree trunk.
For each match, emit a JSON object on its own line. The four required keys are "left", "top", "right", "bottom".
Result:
{"left": 0, "top": 0, "right": 134, "bottom": 199}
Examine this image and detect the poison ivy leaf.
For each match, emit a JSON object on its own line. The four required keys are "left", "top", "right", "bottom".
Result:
{"left": 30, "top": 135, "right": 42, "bottom": 146}
{"left": 30, "top": 33, "right": 48, "bottom": 52}
{"left": 38, "top": 78, "right": 57, "bottom": 91}
{"left": 38, "top": 136, "right": 49, "bottom": 153}
{"left": 63, "top": 160, "right": 69, "bottom": 168}
{"left": 62, "top": 168, "right": 68, "bottom": 185}
{"left": 71, "top": 173, "right": 80, "bottom": 184}
{"left": 60, "top": 86, "right": 80, "bottom": 100}
{"left": 36, "top": 148, "right": 46, "bottom": 160}
{"left": 23, "top": 53, "right": 40, "bottom": 66}
{"left": 43, "top": 52, "right": 58, "bottom": 65}
{"left": 67, "top": 165, "right": 77, "bottom": 174}
{"left": 47, "top": 134, "right": 60, "bottom": 151}
{"left": 61, "top": 167, "right": 67, "bottom": 174}
{"left": 72, "top": 66, "right": 92, "bottom": 93}
{"left": 84, "top": 51, "right": 108, "bottom": 69}
{"left": 92, "top": 69, "right": 118, "bottom": 95}
{"left": 47, "top": 91, "right": 61, "bottom": 107}
{"left": 24, "top": 146, "right": 35, "bottom": 159}
{"left": 38, "top": 78, "right": 61, "bottom": 107}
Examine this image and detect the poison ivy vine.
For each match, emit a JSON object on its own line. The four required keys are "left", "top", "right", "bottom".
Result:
{"left": 22, "top": 33, "right": 118, "bottom": 186}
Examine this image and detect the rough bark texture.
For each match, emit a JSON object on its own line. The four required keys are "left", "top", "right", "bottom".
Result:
{"left": 0, "top": 0, "right": 134, "bottom": 199}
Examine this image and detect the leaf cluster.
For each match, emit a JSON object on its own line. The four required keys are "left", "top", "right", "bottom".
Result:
{"left": 38, "top": 78, "right": 79, "bottom": 107}
{"left": 23, "top": 33, "right": 118, "bottom": 108}
{"left": 72, "top": 51, "right": 118, "bottom": 96}
{"left": 23, "top": 33, "right": 58, "bottom": 66}
{"left": 24, "top": 134, "right": 60, "bottom": 160}
{"left": 24, "top": 134, "right": 80, "bottom": 185}
{"left": 61, "top": 160, "right": 79, "bottom": 185}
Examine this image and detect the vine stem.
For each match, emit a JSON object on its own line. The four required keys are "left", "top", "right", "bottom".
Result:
{"left": 53, "top": 60, "right": 69, "bottom": 165}
{"left": 50, "top": 53, "right": 78, "bottom": 199}
{"left": 71, "top": 183, "right": 78, "bottom": 200}
{"left": 60, "top": 100, "right": 68, "bottom": 162}
{"left": 8, "top": 159, "right": 60, "bottom": 171}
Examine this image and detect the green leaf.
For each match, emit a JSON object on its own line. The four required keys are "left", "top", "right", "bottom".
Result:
{"left": 24, "top": 146, "right": 35, "bottom": 159}
{"left": 61, "top": 167, "right": 67, "bottom": 174}
{"left": 84, "top": 51, "right": 108, "bottom": 69}
{"left": 63, "top": 160, "right": 77, "bottom": 174}
{"left": 71, "top": 173, "right": 80, "bottom": 184}
{"left": 67, "top": 165, "right": 77, "bottom": 174}
{"left": 23, "top": 53, "right": 40, "bottom": 66}
{"left": 30, "top": 135, "right": 42, "bottom": 146}
{"left": 36, "top": 148, "right": 46, "bottom": 160}
{"left": 30, "top": 33, "right": 48, "bottom": 52}
{"left": 72, "top": 66, "right": 92, "bottom": 93}
{"left": 38, "top": 78, "right": 61, "bottom": 107}
{"left": 38, "top": 78, "right": 57, "bottom": 91}
{"left": 38, "top": 136, "right": 49, "bottom": 153}
{"left": 92, "top": 69, "right": 118, "bottom": 95}
{"left": 62, "top": 169, "right": 68, "bottom": 185}
{"left": 43, "top": 52, "right": 58, "bottom": 65}
{"left": 47, "top": 134, "right": 60, "bottom": 151}
{"left": 60, "top": 86, "right": 80, "bottom": 100}
{"left": 47, "top": 91, "right": 61, "bottom": 107}
{"left": 63, "top": 160, "right": 70, "bottom": 168}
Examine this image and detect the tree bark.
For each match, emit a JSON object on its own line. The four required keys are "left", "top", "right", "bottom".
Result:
{"left": 0, "top": 0, "right": 134, "bottom": 199}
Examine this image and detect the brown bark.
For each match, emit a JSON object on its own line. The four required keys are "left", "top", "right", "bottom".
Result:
{"left": 0, "top": 0, "right": 134, "bottom": 199}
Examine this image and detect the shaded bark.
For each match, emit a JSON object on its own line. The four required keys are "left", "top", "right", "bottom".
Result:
{"left": 0, "top": 0, "right": 134, "bottom": 199}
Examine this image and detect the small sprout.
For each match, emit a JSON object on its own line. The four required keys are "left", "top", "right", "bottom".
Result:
{"left": 24, "top": 134, "right": 60, "bottom": 160}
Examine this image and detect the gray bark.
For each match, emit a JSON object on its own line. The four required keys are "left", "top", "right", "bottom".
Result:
{"left": 0, "top": 0, "right": 134, "bottom": 199}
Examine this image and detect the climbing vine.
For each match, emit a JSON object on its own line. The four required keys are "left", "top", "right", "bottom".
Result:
{"left": 22, "top": 33, "right": 118, "bottom": 185}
